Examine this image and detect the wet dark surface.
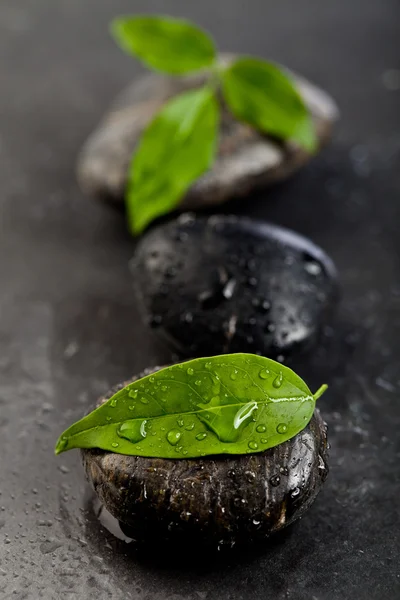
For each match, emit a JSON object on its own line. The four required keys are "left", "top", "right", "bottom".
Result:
{"left": 0, "top": 1, "right": 399, "bottom": 599}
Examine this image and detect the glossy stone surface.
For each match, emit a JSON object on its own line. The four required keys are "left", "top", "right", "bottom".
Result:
{"left": 0, "top": 1, "right": 399, "bottom": 599}
{"left": 82, "top": 368, "right": 328, "bottom": 546}
{"left": 77, "top": 57, "right": 338, "bottom": 209}
{"left": 132, "top": 214, "right": 338, "bottom": 359}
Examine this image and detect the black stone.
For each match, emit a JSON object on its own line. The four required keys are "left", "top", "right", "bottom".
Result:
{"left": 82, "top": 368, "right": 329, "bottom": 547}
{"left": 132, "top": 214, "right": 339, "bottom": 360}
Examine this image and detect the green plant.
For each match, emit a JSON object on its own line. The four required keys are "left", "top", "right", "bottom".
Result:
{"left": 55, "top": 354, "right": 327, "bottom": 459}
{"left": 111, "top": 15, "right": 317, "bottom": 235}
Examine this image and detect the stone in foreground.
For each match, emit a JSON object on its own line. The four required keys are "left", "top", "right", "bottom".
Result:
{"left": 82, "top": 368, "right": 329, "bottom": 547}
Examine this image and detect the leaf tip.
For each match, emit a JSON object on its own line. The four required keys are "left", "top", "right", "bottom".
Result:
{"left": 54, "top": 435, "right": 68, "bottom": 456}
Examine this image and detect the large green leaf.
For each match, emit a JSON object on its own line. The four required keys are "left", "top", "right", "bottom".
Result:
{"left": 126, "top": 85, "right": 219, "bottom": 235}
{"left": 55, "top": 354, "right": 327, "bottom": 459}
{"left": 111, "top": 15, "right": 216, "bottom": 74}
{"left": 221, "top": 57, "right": 317, "bottom": 151}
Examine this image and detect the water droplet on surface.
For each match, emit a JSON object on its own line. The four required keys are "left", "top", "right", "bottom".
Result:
{"left": 111, "top": 442, "right": 119, "bottom": 448}
{"left": 260, "top": 437, "right": 269, "bottom": 444}
{"left": 256, "top": 424, "right": 266, "bottom": 433}
{"left": 280, "top": 466, "right": 289, "bottom": 476}
{"left": 291, "top": 487, "right": 300, "bottom": 498}
{"left": 261, "top": 300, "right": 271, "bottom": 311}
{"left": 167, "top": 429, "right": 182, "bottom": 446}
{"left": 128, "top": 389, "right": 138, "bottom": 399}
{"left": 128, "top": 405, "right": 135, "bottom": 411}
{"left": 57, "top": 437, "right": 68, "bottom": 452}
{"left": 110, "top": 398, "right": 117, "bottom": 407}
{"left": 211, "top": 395, "right": 220, "bottom": 403}
{"left": 140, "top": 396, "right": 149, "bottom": 404}
{"left": 161, "top": 385, "right": 167, "bottom": 392}
{"left": 276, "top": 423, "right": 288, "bottom": 434}
{"left": 259, "top": 369, "right": 269, "bottom": 380}
{"left": 270, "top": 475, "right": 281, "bottom": 487}
{"left": 248, "top": 441, "right": 258, "bottom": 450}
{"left": 304, "top": 261, "right": 322, "bottom": 276}
{"left": 233, "top": 401, "right": 258, "bottom": 430}
{"left": 196, "top": 432, "right": 207, "bottom": 441}
{"left": 205, "top": 362, "right": 211, "bottom": 370}
{"left": 252, "top": 518, "right": 261, "bottom": 526}
{"left": 273, "top": 372, "right": 283, "bottom": 388}
{"left": 195, "top": 379, "right": 202, "bottom": 386}
{"left": 187, "top": 367, "right": 194, "bottom": 376}
{"left": 185, "top": 423, "right": 195, "bottom": 431}
{"left": 149, "top": 376, "right": 155, "bottom": 383}
{"left": 177, "top": 419, "right": 184, "bottom": 428}
{"left": 117, "top": 420, "right": 147, "bottom": 443}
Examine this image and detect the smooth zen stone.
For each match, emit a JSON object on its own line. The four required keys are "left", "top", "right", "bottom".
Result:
{"left": 131, "top": 214, "right": 339, "bottom": 360}
{"left": 77, "top": 55, "right": 339, "bottom": 209}
{"left": 82, "top": 367, "right": 329, "bottom": 548}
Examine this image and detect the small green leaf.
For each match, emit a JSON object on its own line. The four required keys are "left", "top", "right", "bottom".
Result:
{"left": 111, "top": 15, "right": 216, "bottom": 74}
{"left": 55, "top": 354, "right": 327, "bottom": 459}
{"left": 126, "top": 86, "right": 219, "bottom": 235}
{"left": 221, "top": 57, "right": 317, "bottom": 151}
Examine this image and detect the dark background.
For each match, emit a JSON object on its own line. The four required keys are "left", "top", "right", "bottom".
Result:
{"left": 0, "top": 1, "right": 399, "bottom": 599}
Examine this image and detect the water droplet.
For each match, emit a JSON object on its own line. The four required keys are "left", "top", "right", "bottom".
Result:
{"left": 185, "top": 423, "right": 195, "bottom": 431}
{"left": 117, "top": 420, "right": 147, "bottom": 443}
{"left": 291, "top": 487, "right": 300, "bottom": 498}
{"left": 256, "top": 424, "right": 266, "bottom": 433}
{"left": 57, "top": 437, "right": 68, "bottom": 452}
{"left": 304, "top": 261, "right": 322, "bottom": 276}
{"left": 167, "top": 429, "right": 182, "bottom": 446}
{"left": 280, "top": 466, "right": 289, "bottom": 476}
{"left": 161, "top": 385, "right": 167, "bottom": 392}
{"left": 211, "top": 395, "right": 220, "bottom": 403}
{"left": 230, "top": 370, "right": 238, "bottom": 381}
{"left": 259, "top": 369, "right": 269, "bottom": 380}
{"left": 195, "top": 379, "right": 202, "bottom": 386}
{"left": 273, "top": 372, "right": 283, "bottom": 388}
{"left": 276, "top": 423, "right": 288, "bottom": 434}
{"left": 196, "top": 432, "right": 207, "bottom": 441}
{"left": 205, "top": 362, "right": 211, "bottom": 370}
{"left": 261, "top": 437, "right": 269, "bottom": 444}
{"left": 252, "top": 518, "right": 261, "bottom": 526}
{"left": 270, "top": 475, "right": 281, "bottom": 487}
{"left": 187, "top": 367, "right": 194, "bottom": 376}
{"left": 177, "top": 419, "right": 184, "bottom": 428}
{"left": 248, "top": 441, "right": 258, "bottom": 450}
{"left": 149, "top": 376, "right": 155, "bottom": 383}
{"left": 128, "top": 389, "right": 138, "bottom": 399}
{"left": 111, "top": 442, "right": 119, "bottom": 448}
{"left": 233, "top": 401, "right": 258, "bottom": 430}
{"left": 110, "top": 398, "right": 117, "bottom": 407}
{"left": 140, "top": 396, "right": 149, "bottom": 404}
{"left": 261, "top": 300, "right": 271, "bottom": 311}
{"left": 128, "top": 405, "right": 135, "bottom": 411}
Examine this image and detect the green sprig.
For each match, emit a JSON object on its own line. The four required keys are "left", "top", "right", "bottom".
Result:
{"left": 111, "top": 15, "right": 317, "bottom": 235}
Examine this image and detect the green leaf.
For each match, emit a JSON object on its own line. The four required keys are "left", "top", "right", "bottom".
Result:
{"left": 111, "top": 15, "right": 216, "bottom": 74}
{"left": 126, "top": 86, "right": 219, "bottom": 235}
{"left": 55, "top": 354, "right": 327, "bottom": 459}
{"left": 221, "top": 57, "right": 317, "bottom": 151}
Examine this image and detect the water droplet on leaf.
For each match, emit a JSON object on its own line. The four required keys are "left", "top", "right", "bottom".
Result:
{"left": 248, "top": 441, "right": 258, "bottom": 450}
{"left": 167, "top": 429, "right": 182, "bottom": 446}
{"left": 196, "top": 432, "right": 207, "bottom": 441}
{"left": 187, "top": 367, "right": 194, "bottom": 376}
{"left": 259, "top": 369, "right": 269, "bottom": 380}
{"left": 273, "top": 372, "right": 283, "bottom": 388}
{"left": 256, "top": 424, "right": 266, "bottom": 433}
{"left": 276, "top": 423, "right": 288, "bottom": 434}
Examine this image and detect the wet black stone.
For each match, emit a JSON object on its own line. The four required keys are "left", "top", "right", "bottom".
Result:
{"left": 131, "top": 214, "right": 339, "bottom": 359}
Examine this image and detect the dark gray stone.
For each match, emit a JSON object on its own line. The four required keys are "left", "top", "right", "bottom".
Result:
{"left": 77, "top": 56, "right": 339, "bottom": 209}
{"left": 82, "top": 368, "right": 329, "bottom": 547}
{"left": 131, "top": 214, "right": 338, "bottom": 359}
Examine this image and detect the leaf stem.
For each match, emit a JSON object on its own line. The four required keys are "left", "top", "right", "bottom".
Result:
{"left": 313, "top": 384, "right": 328, "bottom": 401}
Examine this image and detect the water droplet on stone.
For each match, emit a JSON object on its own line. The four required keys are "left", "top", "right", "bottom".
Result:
{"left": 196, "top": 432, "right": 207, "bottom": 441}
{"left": 291, "top": 487, "right": 301, "bottom": 498}
{"left": 280, "top": 466, "right": 289, "bottom": 476}
{"left": 167, "top": 429, "right": 182, "bottom": 446}
{"left": 304, "top": 261, "right": 322, "bottom": 276}
{"left": 256, "top": 424, "right": 266, "bottom": 433}
{"left": 276, "top": 423, "right": 288, "bottom": 434}
{"left": 270, "top": 475, "right": 281, "bottom": 487}
{"left": 248, "top": 440, "right": 258, "bottom": 450}
{"left": 273, "top": 372, "right": 283, "bottom": 388}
